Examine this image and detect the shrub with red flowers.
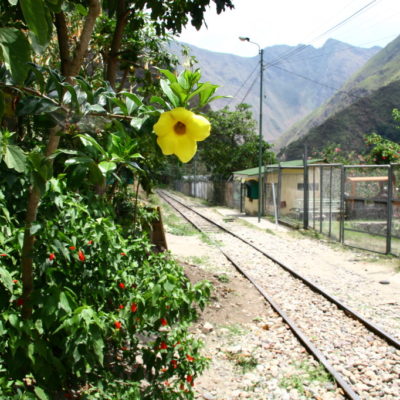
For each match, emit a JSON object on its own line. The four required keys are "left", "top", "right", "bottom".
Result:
{"left": 364, "top": 132, "right": 400, "bottom": 164}
{"left": 0, "top": 180, "right": 211, "bottom": 399}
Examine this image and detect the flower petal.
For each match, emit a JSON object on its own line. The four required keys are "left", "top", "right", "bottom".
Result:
{"left": 157, "top": 134, "right": 177, "bottom": 155}
{"left": 153, "top": 112, "right": 174, "bottom": 137}
{"left": 186, "top": 114, "right": 211, "bottom": 141}
{"left": 174, "top": 136, "right": 197, "bottom": 163}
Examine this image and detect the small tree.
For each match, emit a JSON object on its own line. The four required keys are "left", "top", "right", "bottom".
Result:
{"left": 197, "top": 104, "right": 276, "bottom": 179}
{"left": 364, "top": 109, "right": 400, "bottom": 164}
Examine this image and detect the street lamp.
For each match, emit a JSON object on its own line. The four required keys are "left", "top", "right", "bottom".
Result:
{"left": 239, "top": 36, "right": 264, "bottom": 222}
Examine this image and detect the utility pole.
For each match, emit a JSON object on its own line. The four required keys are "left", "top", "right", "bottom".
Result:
{"left": 239, "top": 36, "right": 264, "bottom": 222}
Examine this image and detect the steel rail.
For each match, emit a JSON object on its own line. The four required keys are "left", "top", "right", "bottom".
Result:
{"left": 158, "top": 190, "right": 360, "bottom": 400}
{"left": 158, "top": 190, "right": 400, "bottom": 351}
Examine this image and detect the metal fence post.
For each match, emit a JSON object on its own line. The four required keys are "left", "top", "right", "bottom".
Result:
{"left": 320, "top": 166, "right": 323, "bottom": 233}
{"left": 386, "top": 165, "right": 393, "bottom": 254}
{"left": 303, "top": 149, "right": 309, "bottom": 230}
{"left": 340, "top": 165, "right": 345, "bottom": 244}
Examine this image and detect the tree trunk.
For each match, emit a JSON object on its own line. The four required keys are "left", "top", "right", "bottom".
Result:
{"left": 106, "top": 0, "right": 129, "bottom": 88}
{"left": 20, "top": 1, "right": 101, "bottom": 319}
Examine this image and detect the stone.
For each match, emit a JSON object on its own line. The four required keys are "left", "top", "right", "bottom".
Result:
{"left": 202, "top": 322, "right": 214, "bottom": 334}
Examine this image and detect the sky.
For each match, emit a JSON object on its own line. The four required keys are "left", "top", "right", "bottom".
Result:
{"left": 176, "top": 0, "right": 400, "bottom": 57}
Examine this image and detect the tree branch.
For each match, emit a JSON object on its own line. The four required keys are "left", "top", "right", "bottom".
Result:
{"left": 54, "top": 12, "right": 71, "bottom": 77}
{"left": 69, "top": 0, "right": 102, "bottom": 77}
{"left": 106, "top": 0, "right": 130, "bottom": 88}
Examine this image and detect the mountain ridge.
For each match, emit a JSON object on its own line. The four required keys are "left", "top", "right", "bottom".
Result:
{"left": 276, "top": 34, "right": 400, "bottom": 154}
{"left": 171, "top": 39, "right": 380, "bottom": 142}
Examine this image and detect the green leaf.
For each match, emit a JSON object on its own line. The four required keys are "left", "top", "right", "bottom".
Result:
{"left": 44, "top": 0, "right": 63, "bottom": 12}
{"left": 159, "top": 69, "right": 178, "bottom": 83}
{"left": 87, "top": 104, "right": 106, "bottom": 113}
{"left": 0, "top": 266, "right": 13, "bottom": 292}
{"left": 20, "top": 0, "right": 52, "bottom": 47}
{"left": 0, "top": 90, "right": 4, "bottom": 120}
{"left": 59, "top": 292, "right": 71, "bottom": 313}
{"left": 150, "top": 95, "right": 170, "bottom": 109}
{"left": 92, "top": 336, "right": 104, "bottom": 366}
{"left": 30, "top": 223, "right": 41, "bottom": 235}
{"left": 98, "top": 161, "right": 116, "bottom": 174}
{"left": 88, "top": 163, "right": 105, "bottom": 185}
{"left": 170, "top": 82, "right": 187, "bottom": 104}
{"left": 159, "top": 79, "right": 179, "bottom": 108}
{"left": 4, "top": 145, "right": 26, "bottom": 173}
{"left": 75, "top": 3, "right": 88, "bottom": 16}
{"left": 130, "top": 117, "right": 147, "bottom": 130}
{"left": 8, "top": 0, "right": 19, "bottom": 5}
{"left": 34, "top": 386, "right": 50, "bottom": 400}
{"left": 0, "top": 28, "right": 31, "bottom": 84}
{"left": 77, "top": 134, "right": 107, "bottom": 156}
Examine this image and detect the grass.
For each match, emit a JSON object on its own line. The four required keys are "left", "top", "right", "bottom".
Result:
{"left": 226, "top": 352, "right": 258, "bottom": 373}
{"left": 279, "top": 360, "right": 333, "bottom": 395}
{"left": 216, "top": 273, "right": 230, "bottom": 283}
{"left": 221, "top": 324, "right": 248, "bottom": 337}
{"left": 187, "top": 255, "right": 209, "bottom": 266}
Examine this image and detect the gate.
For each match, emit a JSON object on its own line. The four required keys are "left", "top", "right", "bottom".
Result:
{"left": 341, "top": 165, "right": 391, "bottom": 253}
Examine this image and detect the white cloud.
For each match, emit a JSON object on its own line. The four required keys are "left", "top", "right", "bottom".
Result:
{"left": 176, "top": 0, "right": 400, "bottom": 57}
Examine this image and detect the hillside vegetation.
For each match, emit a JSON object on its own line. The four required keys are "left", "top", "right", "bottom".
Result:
{"left": 277, "top": 34, "right": 400, "bottom": 155}
{"left": 281, "top": 80, "right": 400, "bottom": 160}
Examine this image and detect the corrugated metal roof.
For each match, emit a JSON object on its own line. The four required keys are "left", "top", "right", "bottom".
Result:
{"left": 233, "top": 159, "right": 323, "bottom": 176}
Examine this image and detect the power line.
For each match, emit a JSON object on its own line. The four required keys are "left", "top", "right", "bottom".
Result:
{"left": 263, "top": 0, "right": 380, "bottom": 69}
{"left": 269, "top": 64, "right": 365, "bottom": 101}
{"left": 226, "top": 61, "right": 260, "bottom": 107}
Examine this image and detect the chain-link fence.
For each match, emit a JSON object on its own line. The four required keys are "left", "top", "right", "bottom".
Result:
{"left": 172, "top": 163, "right": 400, "bottom": 255}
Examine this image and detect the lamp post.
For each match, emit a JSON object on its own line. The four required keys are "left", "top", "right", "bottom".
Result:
{"left": 239, "top": 36, "right": 264, "bottom": 222}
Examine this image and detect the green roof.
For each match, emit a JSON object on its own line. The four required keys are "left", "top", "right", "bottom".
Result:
{"left": 233, "top": 159, "right": 323, "bottom": 176}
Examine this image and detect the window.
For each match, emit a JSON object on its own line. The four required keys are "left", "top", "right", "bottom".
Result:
{"left": 297, "top": 183, "right": 319, "bottom": 191}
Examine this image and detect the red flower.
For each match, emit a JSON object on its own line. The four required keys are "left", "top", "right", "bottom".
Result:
{"left": 88, "top": 240, "right": 93, "bottom": 245}
{"left": 78, "top": 250, "right": 85, "bottom": 261}
{"left": 119, "top": 282, "right": 125, "bottom": 289}
{"left": 160, "top": 341, "right": 167, "bottom": 350}
{"left": 171, "top": 359, "right": 178, "bottom": 368}
{"left": 69, "top": 246, "right": 76, "bottom": 250}
{"left": 49, "top": 253, "right": 55, "bottom": 261}
{"left": 121, "top": 346, "right": 128, "bottom": 351}
{"left": 16, "top": 298, "right": 24, "bottom": 306}
{"left": 118, "top": 304, "right": 124, "bottom": 310}
{"left": 163, "top": 380, "right": 170, "bottom": 386}
{"left": 0, "top": 253, "right": 7, "bottom": 257}
{"left": 186, "top": 375, "right": 193, "bottom": 383}
{"left": 130, "top": 303, "right": 138, "bottom": 312}
{"left": 180, "top": 383, "right": 185, "bottom": 391}
{"left": 120, "top": 252, "right": 126, "bottom": 256}
{"left": 160, "top": 318, "right": 168, "bottom": 326}
{"left": 114, "top": 321, "right": 122, "bottom": 330}
{"left": 161, "top": 368, "right": 168, "bottom": 373}
{"left": 186, "top": 355, "right": 195, "bottom": 362}
{"left": 12, "top": 279, "right": 19, "bottom": 284}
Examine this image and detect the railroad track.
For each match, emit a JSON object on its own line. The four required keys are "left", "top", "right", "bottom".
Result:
{"left": 157, "top": 189, "right": 400, "bottom": 400}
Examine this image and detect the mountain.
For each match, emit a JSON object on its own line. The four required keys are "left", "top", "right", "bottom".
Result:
{"left": 276, "top": 34, "right": 400, "bottom": 157}
{"left": 171, "top": 39, "right": 380, "bottom": 142}
{"left": 281, "top": 80, "right": 400, "bottom": 160}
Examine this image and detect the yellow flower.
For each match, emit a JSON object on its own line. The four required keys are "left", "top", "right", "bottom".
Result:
{"left": 153, "top": 107, "right": 211, "bottom": 163}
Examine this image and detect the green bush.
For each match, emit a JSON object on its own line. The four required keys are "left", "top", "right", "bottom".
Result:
{"left": 0, "top": 178, "right": 210, "bottom": 399}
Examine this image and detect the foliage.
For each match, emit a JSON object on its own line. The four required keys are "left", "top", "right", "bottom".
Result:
{"left": 0, "top": 0, "right": 234, "bottom": 398}
{"left": 0, "top": 178, "right": 211, "bottom": 398}
{"left": 197, "top": 104, "right": 276, "bottom": 179}
{"left": 364, "top": 132, "right": 400, "bottom": 164}
{"left": 281, "top": 81, "right": 400, "bottom": 160}
{"left": 311, "top": 143, "right": 364, "bottom": 165}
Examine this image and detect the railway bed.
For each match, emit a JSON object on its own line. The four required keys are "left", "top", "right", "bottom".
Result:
{"left": 158, "top": 190, "right": 400, "bottom": 400}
